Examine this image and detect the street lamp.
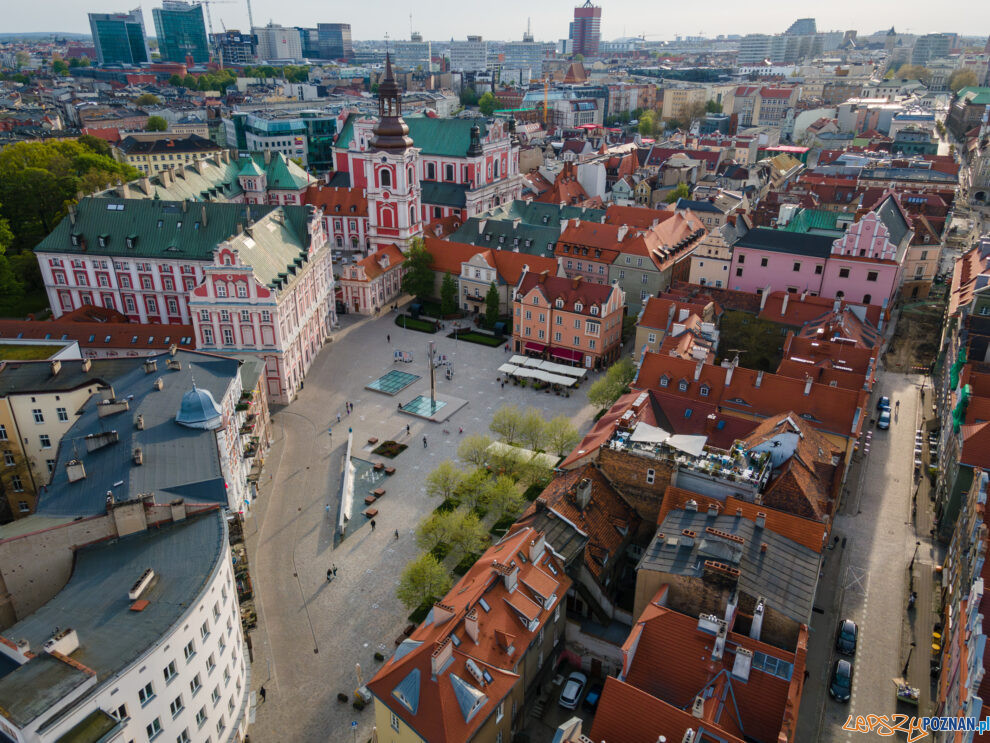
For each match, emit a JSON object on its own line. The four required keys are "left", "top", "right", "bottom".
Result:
{"left": 902, "top": 641, "right": 916, "bottom": 677}
{"left": 909, "top": 540, "right": 922, "bottom": 572}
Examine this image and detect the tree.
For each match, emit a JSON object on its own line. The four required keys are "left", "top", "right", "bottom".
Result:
{"left": 446, "top": 508, "right": 490, "bottom": 563}
{"left": 685, "top": 100, "right": 707, "bottom": 125}
{"left": 168, "top": 73, "right": 183, "bottom": 87}
{"left": 573, "top": 54, "right": 584, "bottom": 62}
{"left": 460, "top": 87, "right": 479, "bottom": 106}
{"left": 14, "top": 52, "right": 30, "bottom": 70}
{"left": 483, "top": 475, "right": 526, "bottom": 522}
{"left": 145, "top": 116, "right": 168, "bottom": 132}
{"left": 948, "top": 69, "right": 979, "bottom": 93}
{"left": 400, "top": 238, "right": 435, "bottom": 300}
{"left": 894, "top": 64, "right": 932, "bottom": 84}
{"left": 478, "top": 91, "right": 496, "bottom": 116}
{"left": 135, "top": 93, "right": 161, "bottom": 106}
{"left": 458, "top": 434, "right": 492, "bottom": 468}
{"left": 664, "top": 182, "right": 690, "bottom": 203}
{"left": 52, "top": 59, "right": 69, "bottom": 76}
{"left": 546, "top": 415, "right": 580, "bottom": 457}
{"left": 454, "top": 469, "right": 490, "bottom": 512}
{"left": 519, "top": 407, "right": 548, "bottom": 451}
{"left": 515, "top": 453, "right": 553, "bottom": 488}
{"left": 587, "top": 357, "right": 637, "bottom": 411}
{"left": 490, "top": 404, "right": 524, "bottom": 445}
{"left": 425, "top": 460, "right": 463, "bottom": 502}
{"left": 486, "top": 444, "right": 525, "bottom": 478}
{"left": 77, "top": 134, "right": 111, "bottom": 157}
{"left": 396, "top": 553, "right": 452, "bottom": 610}
{"left": 0, "top": 216, "right": 23, "bottom": 302}
{"left": 415, "top": 511, "right": 456, "bottom": 552}
{"left": 705, "top": 99, "right": 723, "bottom": 113}
{"left": 182, "top": 74, "right": 198, "bottom": 89}
{"left": 638, "top": 111, "right": 656, "bottom": 137}
{"left": 440, "top": 272, "right": 457, "bottom": 316}
{"left": 484, "top": 282, "right": 500, "bottom": 328}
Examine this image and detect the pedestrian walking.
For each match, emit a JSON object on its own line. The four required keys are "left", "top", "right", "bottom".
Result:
{"left": 332, "top": 564, "right": 338, "bottom": 576}
{"left": 336, "top": 413, "right": 341, "bottom": 423}
{"left": 423, "top": 435, "right": 428, "bottom": 448}
{"left": 458, "top": 427, "right": 463, "bottom": 434}
{"left": 387, "top": 334, "right": 391, "bottom": 343}
{"left": 326, "top": 568, "right": 333, "bottom": 582}
{"left": 327, "top": 427, "right": 332, "bottom": 439}
{"left": 394, "top": 529, "right": 399, "bottom": 540}
{"left": 406, "top": 424, "right": 411, "bottom": 435}
{"left": 325, "top": 504, "right": 330, "bottom": 516}
{"left": 259, "top": 686, "right": 267, "bottom": 703}
{"left": 371, "top": 519, "right": 376, "bottom": 531}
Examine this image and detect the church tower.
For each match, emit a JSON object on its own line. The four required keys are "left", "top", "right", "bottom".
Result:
{"left": 366, "top": 54, "right": 423, "bottom": 253}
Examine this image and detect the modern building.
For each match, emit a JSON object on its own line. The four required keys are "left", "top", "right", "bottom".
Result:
{"left": 449, "top": 36, "right": 488, "bottom": 73}
{"left": 946, "top": 86, "right": 990, "bottom": 140}
{"left": 115, "top": 133, "right": 223, "bottom": 175}
{"left": 88, "top": 8, "right": 150, "bottom": 66}
{"left": 212, "top": 29, "right": 257, "bottom": 65}
{"left": 570, "top": 0, "right": 602, "bottom": 58}
{"left": 502, "top": 40, "right": 556, "bottom": 69}
{"left": 367, "top": 526, "right": 570, "bottom": 743}
{"left": 390, "top": 39, "right": 433, "bottom": 71}
{"left": 785, "top": 18, "right": 817, "bottom": 36}
{"left": 253, "top": 22, "right": 303, "bottom": 61}
{"left": 911, "top": 33, "right": 952, "bottom": 66}
{"left": 316, "top": 23, "right": 353, "bottom": 60}
{"left": 224, "top": 110, "right": 337, "bottom": 169}
{"left": 152, "top": 0, "right": 209, "bottom": 64}
{"left": 512, "top": 271, "right": 624, "bottom": 368}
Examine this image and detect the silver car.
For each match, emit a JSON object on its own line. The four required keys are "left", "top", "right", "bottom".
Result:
{"left": 558, "top": 671, "right": 588, "bottom": 709}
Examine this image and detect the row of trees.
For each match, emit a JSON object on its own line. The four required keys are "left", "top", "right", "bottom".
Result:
{"left": 487, "top": 404, "right": 580, "bottom": 455}
{"left": 587, "top": 357, "right": 637, "bottom": 411}
{"left": 401, "top": 240, "right": 501, "bottom": 326}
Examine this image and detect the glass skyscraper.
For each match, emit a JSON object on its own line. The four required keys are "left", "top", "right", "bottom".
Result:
{"left": 88, "top": 8, "right": 150, "bottom": 66}
{"left": 153, "top": 1, "right": 210, "bottom": 64}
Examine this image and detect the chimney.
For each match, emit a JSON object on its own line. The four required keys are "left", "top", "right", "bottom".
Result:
{"left": 50, "top": 359, "right": 61, "bottom": 377}
{"left": 68, "top": 203, "right": 76, "bottom": 226}
{"left": 528, "top": 533, "right": 546, "bottom": 563}
{"left": 750, "top": 597, "right": 765, "bottom": 641}
{"left": 617, "top": 224, "right": 629, "bottom": 241}
{"left": 154, "top": 377, "right": 164, "bottom": 391}
{"left": 44, "top": 628, "right": 80, "bottom": 657}
{"left": 571, "top": 276, "right": 580, "bottom": 289}
{"left": 430, "top": 638, "right": 454, "bottom": 677}
{"left": 66, "top": 459, "right": 86, "bottom": 482}
{"left": 143, "top": 359, "right": 157, "bottom": 374}
{"left": 264, "top": 149, "right": 272, "bottom": 165}
{"left": 804, "top": 375, "right": 813, "bottom": 395}
{"left": 756, "top": 512, "right": 766, "bottom": 529}
{"left": 465, "top": 609, "right": 479, "bottom": 643}
{"left": 538, "top": 270, "right": 548, "bottom": 284}
{"left": 685, "top": 498, "right": 698, "bottom": 512}
{"left": 128, "top": 568, "right": 155, "bottom": 600}
{"left": 780, "top": 292, "right": 789, "bottom": 316}
{"left": 135, "top": 414, "right": 144, "bottom": 430}
{"left": 731, "top": 647, "right": 753, "bottom": 682}
{"left": 691, "top": 694, "right": 705, "bottom": 718}
{"left": 755, "top": 371, "right": 763, "bottom": 388}
{"left": 760, "top": 542, "right": 768, "bottom": 553}
{"left": 759, "top": 288, "right": 770, "bottom": 311}
{"left": 432, "top": 602, "right": 455, "bottom": 623}
{"left": 707, "top": 503, "right": 720, "bottom": 517}
{"left": 201, "top": 204, "right": 208, "bottom": 228}
{"left": 132, "top": 447, "right": 143, "bottom": 465}
{"left": 694, "top": 359, "right": 703, "bottom": 381}
{"left": 80, "top": 358, "right": 92, "bottom": 372}
{"left": 575, "top": 478, "right": 593, "bottom": 510}
{"left": 680, "top": 529, "right": 697, "bottom": 547}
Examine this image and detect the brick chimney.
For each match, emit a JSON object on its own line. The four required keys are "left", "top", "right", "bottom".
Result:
{"left": 575, "top": 478, "right": 592, "bottom": 510}
{"left": 755, "top": 371, "right": 764, "bottom": 388}
{"left": 781, "top": 292, "right": 789, "bottom": 316}
{"left": 464, "top": 609, "right": 479, "bottom": 643}
{"left": 430, "top": 638, "right": 454, "bottom": 677}
{"left": 804, "top": 375, "right": 813, "bottom": 395}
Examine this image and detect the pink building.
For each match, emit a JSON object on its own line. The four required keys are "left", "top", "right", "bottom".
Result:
{"left": 730, "top": 228, "right": 833, "bottom": 295}
{"left": 820, "top": 212, "right": 903, "bottom": 305}
{"left": 338, "top": 245, "right": 407, "bottom": 314}
{"left": 513, "top": 271, "right": 625, "bottom": 369}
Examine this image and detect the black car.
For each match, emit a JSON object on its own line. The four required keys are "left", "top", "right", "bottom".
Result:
{"left": 835, "top": 619, "right": 858, "bottom": 656}
{"left": 829, "top": 659, "right": 853, "bottom": 702}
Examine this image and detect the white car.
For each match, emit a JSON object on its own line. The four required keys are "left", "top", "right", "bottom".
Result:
{"left": 558, "top": 671, "right": 588, "bottom": 709}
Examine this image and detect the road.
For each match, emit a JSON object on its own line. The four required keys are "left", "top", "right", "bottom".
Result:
{"left": 798, "top": 372, "right": 929, "bottom": 741}
{"left": 243, "top": 311, "right": 595, "bottom": 742}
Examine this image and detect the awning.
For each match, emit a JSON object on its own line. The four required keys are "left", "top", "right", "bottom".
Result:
{"left": 498, "top": 363, "right": 520, "bottom": 374}
{"left": 631, "top": 421, "right": 671, "bottom": 444}
{"left": 666, "top": 434, "right": 708, "bottom": 457}
{"left": 550, "top": 347, "right": 584, "bottom": 363}
{"left": 524, "top": 342, "right": 546, "bottom": 354}
{"left": 537, "top": 359, "right": 588, "bottom": 378}
{"left": 509, "top": 355, "right": 529, "bottom": 366}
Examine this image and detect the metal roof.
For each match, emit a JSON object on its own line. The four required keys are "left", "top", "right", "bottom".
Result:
{"left": 0, "top": 510, "right": 225, "bottom": 728}
{"left": 733, "top": 227, "right": 836, "bottom": 259}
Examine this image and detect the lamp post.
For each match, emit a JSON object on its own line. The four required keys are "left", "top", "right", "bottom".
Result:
{"left": 909, "top": 540, "right": 921, "bottom": 593}
{"left": 902, "top": 641, "right": 916, "bottom": 677}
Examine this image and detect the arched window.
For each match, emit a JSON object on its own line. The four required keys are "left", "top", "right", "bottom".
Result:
{"left": 445, "top": 164, "right": 454, "bottom": 181}
{"left": 493, "top": 160, "right": 499, "bottom": 179}
{"left": 410, "top": 206, "right": 416, "bottom": 224}
{"left": 380, "top": 169, "right": 391, "bottom": 188}
{"left": 408, "top": 167, "right": 414, "bottom": 186}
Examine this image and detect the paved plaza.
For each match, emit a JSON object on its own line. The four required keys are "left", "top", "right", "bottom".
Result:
{"left": 244, "top": 312, "right": 597, "bottom": 742}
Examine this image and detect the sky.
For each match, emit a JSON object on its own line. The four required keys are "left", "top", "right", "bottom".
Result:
{"left": 6, "top": 0, "right": 990, "bottom": 41}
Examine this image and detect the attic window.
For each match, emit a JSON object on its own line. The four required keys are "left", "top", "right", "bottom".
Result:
{"left": 660, "top": 375, "right": 670, "bottom": 387}
{"left": 678, "top": 379, "right": 688, "bottom": 391}
{"left": 590, "top": 306, "right": 599, "bottom": 316}
{"left": 98, "top": 234, "right": 109, "bottom": 248}
{"left": 71, "top": 233, "right": 81, "bottom": 246}
{"left": 685, "top": 408, "right": 692, "bottom": 418}
{"left": 194, "top": 222, "right": 200, "bottom": 230}
{"left": 334, "top": 205, "right": 340, "bottom": 212}
{"left": 130, "top": 336, "right": 138, "bottom": 344}
{"left": 700, "top": 384, "right": 710, "bottom": 397}
{"left": 105, "top": 335, "right": 111, "bottom": 343}
{"left": 555, "top": 298, "right": 564, "bottom": 308}
{"left": 575, "top": 303, "right": 583, "bottom": 312}
{"left": 176, "top": 221, "right": 182, "bottom": 230}
{"left": 126, "top": 235, "right": 137, "bottom": 249}
{"left": 157, "top": 219, "right": 164, "bottom": 228}
{"left": 478, "top": 598, "right": 491, "bottom": 613}
{"left": 350, "top": 205, "right": 356, "bottom": 213}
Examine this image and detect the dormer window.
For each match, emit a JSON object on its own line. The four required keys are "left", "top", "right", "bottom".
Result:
{"left": 71, "top": 233, "right": 81, "bottom": 246}
{"left": 532, "top": 296, "right": 539, "bottom": 305}
{"left": 98, "top": 234, "right": 109, "bottom": 248}
{"left": 700, "top": 384, "right": 710, "bottom": 397}
{"left": 660, "top": 375, "right": 670, "bottom": 387}
{"left": 590, "top": 306, "right": 599, "bottom": 316}
{"left": 678, "top": 379, "right": 688, "bottom": 391}
{"left": 555, "top": 298, "right": 564, "bottom": 308}
{"left": 574, "top": 303, "right": 583, "bottom": 312}
{"left": 126, "top": 235, "right": 137, "bottom": 249}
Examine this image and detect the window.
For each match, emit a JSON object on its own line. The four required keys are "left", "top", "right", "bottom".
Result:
{"left": 737, "top": 254, "right": 745, "bottom": 264}
{"left": 236, "top": 284, "right": 247, "bottom": 298}
{"left": 760, "top": 257, "right": 768, "bottom": 267}
{"left": 56, "top": 407, "right": 68, "bottom": 422}
{"left": 792, "top": 262, "right": 801, "bottom": 272}
{"left": 391, "top": 711, "right": 401, "bottom": 732}
{"left": 220, "top": 310, "right": 229, "bottom": 322}
{"left": 216, "top": 284, "right": 227, "bottom": 298}
{"left": 139, "top": 682, "right": 156, "bottom": 706}
{"left": 3, "top": 452, "right": 14, "bottom": 466}
{"left": 0, "top": 425, "right": 6, "bottom": 441}
{"left": 170, "top": 695, "right": 184, "bottom": 718}
{"left": 222, "top": 329, "right": 234, "bottom": 345}
{"left": 814, "top": 265, "right": 823, "bottom": 275}
{"left": 261, "top": 311, "right": 271, "bottom": 322}
{"left": 40, "top": 434, "right": 52, "bottom": 449}
{"left": 177, "top": 730, "right": 191, "bottom": 743}
{"left": 11, "top": 476, "right": 23, "bottom": 492}
{"left": 496, "top": 701, "right": 504, "bottom": 723}
{"left": 146, "top": 718, "right": 162, "bottom": 741}
{"left": 866, "top": 271, "right": 878, "bottom": 282}
{"left": 445, "top": 164, "right": 454, "bottom": 181}
{"left": 554, "top": 332, "right": 562, "bottom": 342}
{"left": 202, "top": 327, "right": 214, "bottom": 345}
{"left": 678, "top": 380, "right": 688, "bottom": 391}
{"left": 211, "top": 687, "right": 220, "bottom": 705}
{"left": 164, "top": 660, "right": 178, "bottom": 683}
{"left": 736, "top": 268, "right": 743, "bottom": 277}
{"left": 573, "top": 336, "right": 580, "bottom": 346}
{"left": 206, "top": 653, "right": 216, "bottom": 673}
{"left": 700, "top": 384, "right": 710, "bottom": 397}
{"left": 147, "top": 297, "right": 158, "bottom": 314}
{"left": 112, "top": 704, "right": 129, "bottom": 722}
{"left": 32, "top": 409, "right": 44, "bottom": 424}
{"left": 839, "top": 267, "right": 850, "bottom": 278}
{"left": 195, "top": 708, "right": 207, "bottom": 727}
{"left": 190, "top": 674, "right": 202, "bottom": 695}
{"left": 646, "top": 468, "right": 655, "bottom": 484}
{"left": 863, "top": 294, "right": 872, "bottom": 304}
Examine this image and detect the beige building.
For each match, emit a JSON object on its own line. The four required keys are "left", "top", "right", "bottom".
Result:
{"left": 115, "top": 133, "right": 223, "bottom": 175}
{"left": 688, "top": 224, "right": 737, "bottom": 288}
{"left": 902, "top": 216, "right": 943, "bottom": 299}
{"left": 0, "top": 399, "right": 33, "bottom": 519}
{"left": 661, "top": 86, "right": 707, "bottom": 122}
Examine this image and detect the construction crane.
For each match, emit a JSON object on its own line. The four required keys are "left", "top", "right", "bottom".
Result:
{"left": 197, "top": 0, "right": 236, "bottom": 67}
{"left": 528, "top": 75, "right": 550, "bottom": 124}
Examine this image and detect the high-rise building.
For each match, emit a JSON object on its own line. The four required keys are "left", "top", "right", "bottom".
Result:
{"left": 253, "top": 22, "right": 303, "bottom": 61}
{"left": 317, "top": 23, "right": 353, "bottom": 60}
{"left": 570, "top": 0, "right": 601, "bottom": 58}
{"left": 295, "top": 26, "right": 320, "bottom": 58}
{"left": 503, "top": 39, "right": 556, "bottom": 69}
{"left": 152, "top": 1, "right": 209, "bottom": 63}
{"left": 449, "top": 36, "right": 488, "bottom": 72}
{"left": 88, "top": 8, "right": 150, "bottom": 66}
{"left": 785, "top": 18, "right": 817, "bottom": 35}
{"left": 390, "top": 37, "right": 432, "bottom": 71}
{"left": 911, "top": 33, "right": 952, "bottom": 66}
{"left": 212, "top": 30, "right": 257, "bottom": 64}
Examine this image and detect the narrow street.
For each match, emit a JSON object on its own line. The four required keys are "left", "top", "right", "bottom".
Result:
{"left": 799, "top": 371, "right": 932, "bottom": 741}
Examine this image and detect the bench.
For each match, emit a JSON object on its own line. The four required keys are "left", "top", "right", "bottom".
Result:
{"left": 364, "top": 495, "right": 377, "bottom": 505}
{"left": 373, "top": 462, "right": 385, "bottom": 471}
{"left": 367, "top": 437, "right": 379, "bottom": 445}
{"left": 372, "top": 487, "right": 386, "bottom": 497}
{"left": 363, "top": 507, "right": 379, "bottom": 518}
{"left": 384, "top": 466, "right": 396, "bottom": 475}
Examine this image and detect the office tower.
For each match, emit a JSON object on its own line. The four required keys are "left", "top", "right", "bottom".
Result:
{"left": 152, "top": 1, "right": 209, "bottom": 63}
{"left": 253, "top": 22, "right": 303, "bottom": 61}
{"left": 88, "top": 8, "right": 150, "bottom": 66}
{"left": 449, "top": 36, "right": 488, "bottom": 72}
{"left": 212, "top": 30, "right": 257, "bottom": 65}
{"left": 912, "top": 33, "right": 952, "bottom": 65}
{"left": 317, "top": 23, "right": 353, "bottom": 60}
{"left": 785, "top": 18, "right": 817, "bottom": 36}
{"left": 570, "top": 0, "right": 601, "bottom": 57}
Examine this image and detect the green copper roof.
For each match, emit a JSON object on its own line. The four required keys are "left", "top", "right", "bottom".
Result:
{"left": 781, "top": 208, "right": 846, "bottom": 236}
{"left": 237, "top": 158, "right": 265, "bottom": 177}
{"left": 957, "top": 86, "right": 990, "bottom": 105}
{"left": 335, "top": 113, "right": 489, "bottom": 158}
{"left": 255, "top": 152, "right": 311, "bottom": 190}
{"left": 36, "top": 197, "right": 311, "bottom": 261}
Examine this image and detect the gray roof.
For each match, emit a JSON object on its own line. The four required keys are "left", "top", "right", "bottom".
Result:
{"left": 448, "top": 200, "right": 605, "bottom": 255}
{"left": 0, "top": 510, "right": 225, "bottom": 728}
{"left": 226, "top": 211, "right": 311, "bottom": 287}
{"left": 39, "top": 350, "right": 239, "bottom": 518}
{"left": 450, "top": 672, "right": 487, "bottom": 723}
{"left": 421, "top": 181, "right": 468, "bottom": 208}
{"left": 0, "top": 357, "right": 140, "bottom": 397}
{"left": 392, "top": 668, "right": 421, "bottom": 714}
{"left": 733, "top": 227, "right": 836, "bottom": 259}
{"left": 517, "top": 509, "right": 589, "bottom": 570}
{"left": 873, "top": 195, "right": 911, "bottom": 247}
{"left": 676, "top": 197, "right": 722, "bottom": 214}
{"left": 639, "top": 509, "right": 821, "bottom": 624}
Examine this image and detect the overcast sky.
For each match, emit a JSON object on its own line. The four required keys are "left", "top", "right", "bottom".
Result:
{"left": 7, "top": 0, "right": 990, "bottom": 41}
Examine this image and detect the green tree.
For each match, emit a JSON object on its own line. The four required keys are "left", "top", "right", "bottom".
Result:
{"left": 0, "top": 215, "right": 23, "bottom": 303}
{"left": 483, "top": 475, "right": 525, "bottom": 521}
{"left": 396, "top": 553, "right": 452, "bottom": 610}
{"left": 460, "top": 87, "right": 479, "bottom": 106}
{"left": 77, "top": 134, "right": 111, "bottom": 157}
{"left": 518, "top": 407, "right": 548, "bottom": 451}
{"left": 685, "top": 100, "right": 707, "bottom": 125}
{"left": 478, "top": 91, "right": 497, "bottom": 116}
{"left": 52, "top": 59, "right": 69, "bottom": 76}
{"left": 425, "top": 460, "right": 463, "bottom": 501}
{"left": 447, "top": 508, "right": 490, "bottom": 563}
{"left": 182, "top": 74, "right": 198, "bottom": 89}
{"left": 705, "top": 99, "right": 723, "bottom": 113}
{"left": 454, "top": 469, "right": 491, "bottom": 512}
{"left": 587, "top": 357, "right": 636, "bottom": 411}
{"left": 400, "top": 239, "right": 434, "bottom": 300}
{"left": 490, "top": 404, "right": 524, "bottom": 445}
{"left": 79, "top": 57, "right": 91, "bottom": 67}
{"left": 638, "top": 111, "right": 656, "bottom": 137}
{"left": 68, "top": 57, "right": 81, "bottom": 68}
{"left": 484, "top": 282, "right": 500, "bottom": 328}
{"left": 893, "top": 64, "right": 932, "bottom": 83}
{"left": 458, "top": 434, "right": 492, "bottom": 468}
{"left": 415, "top": 511, "right": 456, "bottom": 552}
{"left": 145, "top": 115, "right": 168, "bottom": 132}
{"left": 440, "top": 272, "right": 457, "bottom": 316}
{"left": 664, "top": 182, "right": 690, "bottom": 203}
{"left": 486, "top": 444, "right": 524, "bottom": 478}
{"left": 515, "top": 453, "right": 553, "bottom": 488}
{"left": 168, "top": 73, "right": 183, "bottom": 87}
{"left": 573, "top": 53, "right": 584, "bottom": 62}
{"left": 14, "top": 52, "right": 30, "bottom": 70}
{"left": 546, "top": 415, "right": 580, "bottom": 457}
{"left": 134, "top": 93, "right": 161, "bottom": 106}
{"left": 948, "top": 69, "right": 979, "bottom": 92}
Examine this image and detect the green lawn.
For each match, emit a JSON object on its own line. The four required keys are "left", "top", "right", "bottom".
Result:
{"left": 448, "top": 331, "right": 503, "bottom": 347}
{"left": 395, "top": 315, "right": 437, "bottom": 333}
{"left": 0, "top": 344, "right": 64, "bottom": 360}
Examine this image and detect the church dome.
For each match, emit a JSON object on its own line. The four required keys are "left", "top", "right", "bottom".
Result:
{"left": 176, "top": 385, "right": 223, "bottom": 430}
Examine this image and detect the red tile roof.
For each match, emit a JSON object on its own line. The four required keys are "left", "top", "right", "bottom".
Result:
{"left": 758, "top": 291, "right": 885, "bottom": 328}
{"left": 603, "top": 204, "right": 676, "bottom": 229}
{"left": 424, "top": 237, "right": 558, "bottom": 284}
{"left": 560, "top": 391, "right": 648, "bottom": 469}
{"left": 949, "top": 245, "right": 989, "bottom": 316}
{"left": 515, "top": 272, "right": 620, "bottom": 314}
{"left": 535, "top": 161, "right": 593, "bottom": 206}
{"left": 304, "top": 184, "right": 368, "bottom": 217}
{"left": 637, "top": 296, "right": 711, "bottom": 331}
{"left": 0, "top": 318, "right": 195, "bottom": 353}
{"left": 347, "top": 244, "right": 405, "bottom": 281}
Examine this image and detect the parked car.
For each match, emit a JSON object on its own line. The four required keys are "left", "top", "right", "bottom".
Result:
{"left": 878, "top": 410, "right": 891, "bottom": 430}
{"left": 829, "top": 659, "right": 853, "bottom": 702}
{"left": 835, "top": 619, "right": 858, "bottom": 656}
{"left": 583, "top": 681, "right": 603, "bottom": 710}
{"left": 559, "top": 671, "right": 588, "bottom": 709}
{"left": 877, "top": 396, "right": 891, "bottom": 412}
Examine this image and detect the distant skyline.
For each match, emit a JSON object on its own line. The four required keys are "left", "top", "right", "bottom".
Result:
{"left": 6, "top": 1, "right": 990, "bottom": 42}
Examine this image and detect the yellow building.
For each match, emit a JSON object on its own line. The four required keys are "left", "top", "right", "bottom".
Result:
{"left": 0, "top": 399, "right": 34, "bottom": 519}
{"left": 115, "top": 133, "right": 223, "bottom": 175}
{"left": 660, "top": 87, "right": 708, "bottom": 123}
